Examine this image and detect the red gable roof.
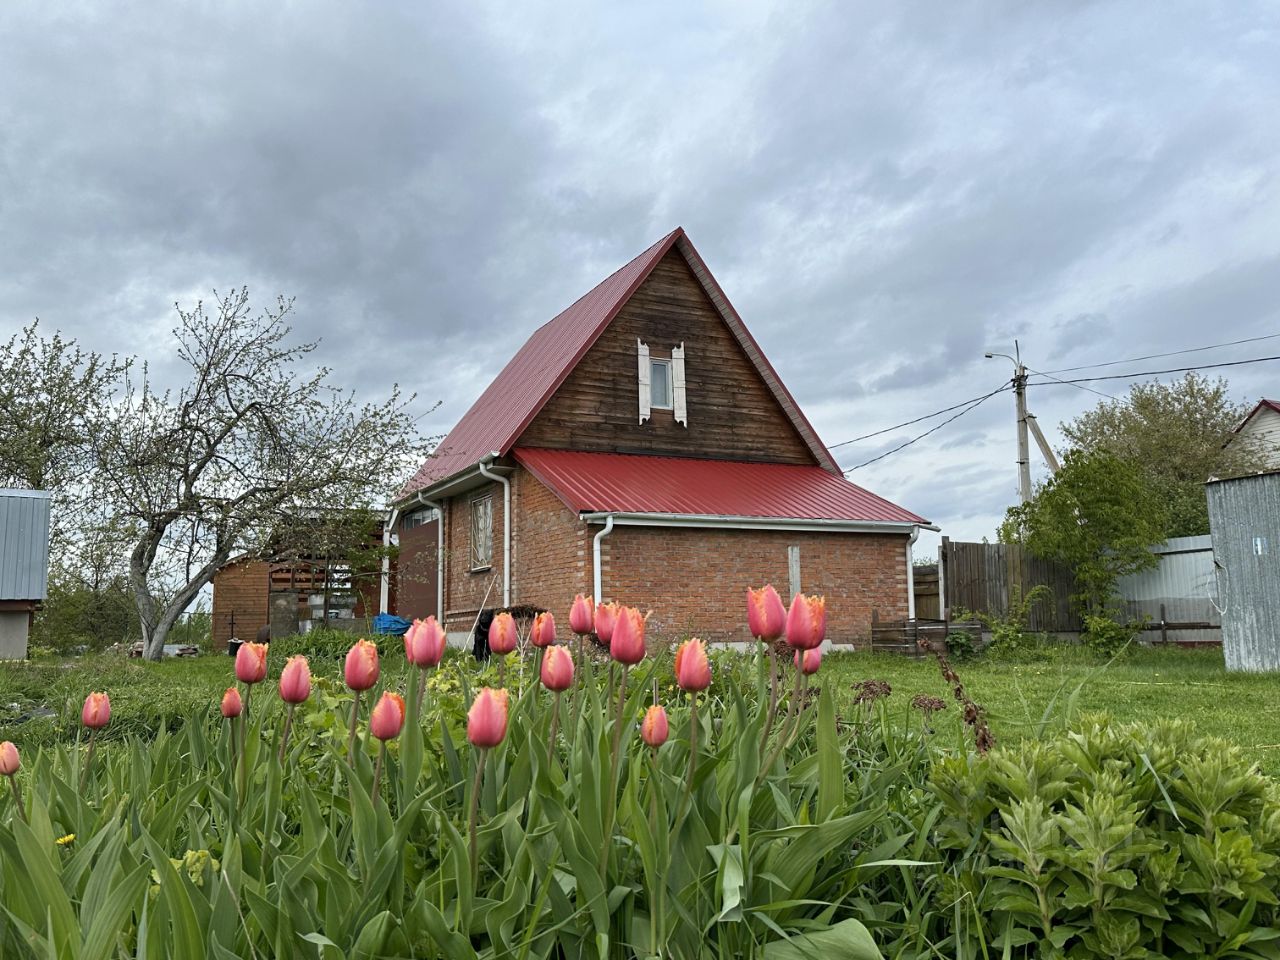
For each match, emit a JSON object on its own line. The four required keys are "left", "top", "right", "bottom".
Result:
{"left": 514, "top": 448, "right": 928, "bottom": 526}
{"left": 1233, "top": 399, "right": 1280, "bottom": 433}
{"left": 400, "top": 229, "right": 838, "bottom": 497}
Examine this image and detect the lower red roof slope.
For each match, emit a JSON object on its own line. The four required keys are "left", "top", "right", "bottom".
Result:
{"left": 514, "top": 448, "right": 928, "bottom": 525}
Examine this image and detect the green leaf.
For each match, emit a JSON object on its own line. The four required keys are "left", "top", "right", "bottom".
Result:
{"left": 815, "top": 686, "right": 841, "bottom": 822}
{"left": 760, "top": 919, "right": 883, "bottom": 960}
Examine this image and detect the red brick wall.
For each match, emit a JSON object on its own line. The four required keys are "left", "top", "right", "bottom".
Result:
{"left": 441, "top": 481, "right": 506, "bottom": 633}
{"left": 212, "top": 559, "right": 269, "bottom": 649}
{"left": 602, "top": 526, "right": 909, "bottom": 648}
{"left": 512, "top": 468, "right": 590, "bottom": 619}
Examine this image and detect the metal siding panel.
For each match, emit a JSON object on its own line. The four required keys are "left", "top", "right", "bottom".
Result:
{"left": 1207, "top": 474, "right": 1280, "bottom": 671}
{"left": 0, "top": 491, "right": 51, "bottom": 601}
{"left": 1116, "top": 536, "right": 1219, "bottom": 632}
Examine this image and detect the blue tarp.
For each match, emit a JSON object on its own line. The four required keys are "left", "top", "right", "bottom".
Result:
{"left": 373, "top": 613, "right": 412, "bottom": 636}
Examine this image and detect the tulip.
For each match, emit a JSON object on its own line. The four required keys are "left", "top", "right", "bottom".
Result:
{"left": 530, "top": 611, "right": 556, "bottom": 648}
{"left": 278, "top": 655, "right": 311, "bottom": 704}
{"left": 540, "top": 644, "right": 575, "bottom": 691}
{"left": 640, "top": 705, "right": 669, "bottom": 748}
{"left": 594, "top": 601, "right": 619, "bottom": 646}
{"left": 235, "top": 641, "right": 269, "bottom": 684}
{"left": 220, "top": 687, "right": 243, "bottom": 718}
{"left": 466, "top": 687, "right": 510, "bottom": 879}
{"left": 344, "top": 639, "right": 381, "bottom": 760}
{"left": 569, "top": 594, "right": 594, "bottom": 635}
{"left": 785, "top": 593, "right": 827, "bottom": 650}
{"left": 488, "top": 612, "right": 518, "bottom": 655}
{"left": 369, "top": 691, "right": 406, "bottom": 808}
{"left": 610, "top": 606, "right": 647, "bottom": 666}
{"left": 795, "top": 646, "right": 822, "bottom": 675}
{"left": 405, "top": 616, "right": 446, "bottom": 667}
{"left": 747, "top": 585, "right": 787, "bottom": 641}
{"left": 82, "top": 691, "right": 111, "bottom": 730}
{"left": 674, "top": 638, "right": 711, "bottom": 692}
{"left": 1, "top": 741, "right": 22, "bottom": 822}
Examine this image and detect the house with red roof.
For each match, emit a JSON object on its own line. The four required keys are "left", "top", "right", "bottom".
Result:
{"left": 1227, "top": 399, "right": 1280, "bottom": 469}
{"left": 389, "top": 228, "right": 934, "bottom": 647}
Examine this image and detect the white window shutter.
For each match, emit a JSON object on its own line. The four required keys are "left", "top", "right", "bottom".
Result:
{"left": 671, "top": 342, "right": 687, "bottom": 426}
{"left": 637, "top": 339, "right": 651, "bottom": 424}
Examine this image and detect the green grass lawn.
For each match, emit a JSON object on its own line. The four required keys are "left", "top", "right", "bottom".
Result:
{"left": 3, "top": 643, "right": 1277, "bottom": 772}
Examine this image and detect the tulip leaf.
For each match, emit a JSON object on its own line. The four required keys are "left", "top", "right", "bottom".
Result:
{"left": 760, "top": 919, "right": 883, "bottom": 960}
{"left": 816, "top": 686, "right": 841, "bottom": 822}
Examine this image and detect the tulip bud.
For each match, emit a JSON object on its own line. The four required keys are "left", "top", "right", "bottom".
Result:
{"left": 530, "top": 611, "right": 556, "bottom": 648}
{"left": 674, "top": 638, "right": 711, "bottom": 691}
{"left": 344, "top": 639, "right": 380, "bottom": 691}
{"left": 594, "top": 601, "right": 618, "bottom": 645}
{"left": 405, "top": 615, "right": 447, "bottom": 667}
{"left": 0, "top": 741, "right": 19, "bottom": 776}
{"left": 610, "top": 606, "right": 647, "bottom": 665}
{"left": 794, "top": 646, "right": 822, "bottom": 675}
{"left": 278, "top": 655, "right": 311, "bottom": 704}
{"left": 369, "top": 692, "right": 407, "bottom": 741}
{"left": 640, "top": 705, "right": 669, "bottom": 748}
{"left": 467, "top": 687, "right": 509, "bottom": 748}
{"left": 540, "top": 644, "right": 574, "bottom": 691}
{"left": 81, "top": 691, "right": 111, "bottom": 730}
{"left": 746, "top": 585, "right": 787, "bottom": 641}
{"left": 220, "top": 686, "right": 243, "bottom": 718}
{"left": 569, "top": 594, "right": 594, "bottom": 635}
{"left": 235, "top": 641, "right": 268, "bottom": 684}
{"left": 785, "top": 593, "right": 826, "bottom": 650}
{"left": 488, "top": 612, "right": 518, "bottom": 655}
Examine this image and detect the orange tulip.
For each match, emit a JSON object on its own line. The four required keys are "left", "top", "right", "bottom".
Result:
{"left": 81, "top": 692, "right": 111, "bottom": 729}
{"left": 467, "top": 687, "right": 509, "bottom": 748}
{"left": 405, "top": 616, "right": 447, "bottom": 667}
{"left": 640, "top": 705, "right": 669, "bottom": 748}
{"left": 747, "top": 585, "right": 787, "bottom": 641}
{"left": 344, "top": 639, "right": 380, "bottom": 691}
{"left": 278, "top": 655, "right": 311, "bottom": 704}
{"left": 674, "top": 638, "right": 711, "bottom": 691}
{"left": 0, "top": 741, "right": 19, "bottom": 776}
{"left": 530, "top": 611, "right": 557, "bottom": 648}
{"left": 785, "top": 593, "right": 826, "bottom": 650}
{"left": 610, "top": 606, "right": 647, "bottom": 665}
{"left": 488, "top": 612, "right": 518, "bottom": 655}
{"left": 794, "top": 646, "right": 822, "bottom": 675}
{"left": 220, "top": 686, "right": 243, "bottom": 718}
{"left": 540, "top": 644, "right": 574, "bottom": 691}
{"left": 569, "top": 594, "right": 594, "bottom": 635}
{"left": 594, "top": 601, "right": 619, "bottom": 645}
{"left": 370, "top": 692, "right": 407, "bottom": 741}
{"left": 235, "top": 641, "right": 268, "bottom": 684}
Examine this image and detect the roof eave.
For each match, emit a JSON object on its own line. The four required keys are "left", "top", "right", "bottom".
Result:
{"left": 393, "top": 458, "right": 514, "bottom": 506}
{"left": 579, "top": 510, "right": 937, "bottom": 534}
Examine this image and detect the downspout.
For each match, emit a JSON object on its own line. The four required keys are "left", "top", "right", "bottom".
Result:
{"left": 478, "top": 456, "right": 511, "bottom": 608}
{"left": 414, "top": 493, "right": 444, "bottom": 624}
{"left": 379, "top": 506, "right": 400, "bottom": 614}
{"left": 593, "top": 515, "right": 615, "bottom": 606}
{"left": 906, "top": 526, "right": 920, "bottom": 621}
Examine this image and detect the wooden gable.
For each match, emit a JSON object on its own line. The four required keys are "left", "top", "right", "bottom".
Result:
{"left": 518, "top": 249, "right": 818, "bottom": 465}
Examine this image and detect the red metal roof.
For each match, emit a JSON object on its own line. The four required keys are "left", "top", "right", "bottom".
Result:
{"left": 514, "top": 448, "right": 928, "bottom": 525}
{"left": 400, "top": 228, "right": 839, "bottom": 497}
{"left": 1233, "top": 399, "right": 1280, "bottom": 433}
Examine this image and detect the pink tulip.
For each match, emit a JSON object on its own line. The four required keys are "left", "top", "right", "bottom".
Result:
{"left": 235, "top": 641, "right": 268, "bottom": 684}
{"left": 405, "top": 616, "right": 447, "bottom": 667}
{"left": 785, "top": 593, "right": 827, "bottom": 650}
{"left": 370, "top": 692, "right": 407, "bottom": 741}
{"left": 278, "top": 655, "right": 311, "bottom": 704}
{"left": 640, "top": 705, "right": 669, "bottom": 748}
{"left": 747, "top": 585, "right": 787, "bottom": 641}
{"left": 674, "top": 638, "right": 711, "bottom": 691}
{"left": 569, "top": 594, "right": 594, "bottom": 635}
{"left": 610, "top": 606, "right": 647, "bottom": 665}
{"left": 81, "top": 692, "right": 111, "bottom": 730}
{"left": 795, "top": 646, "right": 822, "bottom": 675}
{"left": 594, "top": 601, "right": 619, "bottom": 645}
{"left": 488, "top": 612, "right": 518, "bottom": 655}
{"left": 540, "top": 644, "right": 574, "bottom": 691}
{"left": 467, "top": 687, "right": 509, "bottom": 748}
{"left": 530, "top": 611, "right": 556, "bottom": 648}
{"left": 0, "top": 741, "right": 19, "bottom": 776}
{"left": 345, "top": 639, "right": 380, "bottom": 691}
{"left": 220, "top": 687, "right": 243, "bottom": 718}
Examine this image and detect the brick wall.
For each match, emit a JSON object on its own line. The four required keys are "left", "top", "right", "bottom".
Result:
{"left": 211, "top": 559, "right": 269, "bottom": 649}
{"left": 441, "top": 480, "right": 506, "bottom": 633}
{"left": 512, "top": 468, "right": 590, "bottom": 618}
{"left": 602, "top": 526, "right": 909, "bottom": 648}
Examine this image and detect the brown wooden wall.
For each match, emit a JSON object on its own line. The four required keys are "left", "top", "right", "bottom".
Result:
{"left": 518, "top": 249, "right": 818, "bottom": 465}
{"left": 396, "top": 515, "right": 439, "bottom": 620}
{"left": 212, "top": 559, "right": 269, "bottom": 649}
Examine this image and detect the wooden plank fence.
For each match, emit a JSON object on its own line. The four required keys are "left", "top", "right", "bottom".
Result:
{"left": 940, "top": 537, "right": 1081, "bottom": 632}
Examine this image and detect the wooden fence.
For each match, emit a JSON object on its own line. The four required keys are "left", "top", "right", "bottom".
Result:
{"left": 940, "top": 537, "right": 1081, "bottom": 632}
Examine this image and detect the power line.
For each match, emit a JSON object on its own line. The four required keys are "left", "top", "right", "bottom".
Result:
{"left": 841, "top": 387, "right": 1006, "bottom": 472}
{"left": 829, "top": 382, "right": 1012, "bottom": 449}
{"left": 1039, "top": 332, "right": 1280, "bottom": 376}
{"left": 1024, "top": 365, "right": 1117, "bottom": 401}
{"left": 1029, "top": 353, "right": 1280, "bottom": 385}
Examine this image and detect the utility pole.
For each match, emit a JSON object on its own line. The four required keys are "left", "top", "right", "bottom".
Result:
{"left": 986, "top": 340, "right": 1035, "bottom": 504}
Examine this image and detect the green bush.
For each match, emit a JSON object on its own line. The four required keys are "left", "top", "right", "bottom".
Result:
{"left": 1082, "top": 612, "right": 1142, "bottom": 657}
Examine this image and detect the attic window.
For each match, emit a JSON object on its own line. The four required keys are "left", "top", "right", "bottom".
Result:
{"left": 637, "top": 339, "right": 688, "bottom": 426}
{"left": 650, "top": 359, "right": 673, "bottom": 409}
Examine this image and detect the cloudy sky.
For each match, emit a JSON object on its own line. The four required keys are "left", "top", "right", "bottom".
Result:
{"left": 3, "top": 1, "right": 1278, "bottom": 553}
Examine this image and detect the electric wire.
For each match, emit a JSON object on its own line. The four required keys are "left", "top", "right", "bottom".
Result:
{"left": 1039, "top": 332, "right": 1280, "bottom": 376}
{"left": 1028, "top": 353, "right": 1280, "bottom": 385}
{"left": 829, "top": 381, "right": 1013, "bottom": 449}
{"left": 841, "top": 386, "right": 1009, "bottom": 472}
{"left": 1024, "top": 365, "right": 1117, "bottom": 401}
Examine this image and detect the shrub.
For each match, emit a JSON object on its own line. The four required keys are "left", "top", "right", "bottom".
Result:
{"left": 1082, "top": 612, "right": 1142, "bottom": 657}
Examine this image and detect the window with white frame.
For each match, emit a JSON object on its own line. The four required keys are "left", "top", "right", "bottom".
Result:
{"left": 402, "top": 507, "right": 438, "bottom": 531}
{"left": 637, "top": 339, "right": 688, "bottom": 426}
{"left": 469, "top": 495, "right": 493, "bottom": 570}
{"left": 649, "top": 358, "right": 673, "bottom": 409}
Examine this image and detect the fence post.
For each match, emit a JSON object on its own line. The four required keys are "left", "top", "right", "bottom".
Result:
{"left": 1160, "top": 603, "right": 1167, "bottom": 645}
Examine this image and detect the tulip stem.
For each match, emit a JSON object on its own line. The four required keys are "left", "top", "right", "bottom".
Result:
{"left": 756, "top": 667, "right": 802, "bottom": 787}
{"left": 79, "top": 729, "right": 97, "bottom": 794}
{"left": 278, "top": 703, "right": 295, "bottom": 765}
{"left": 8, "top": 774, "right": 25, "bottom": 823}
{"left": 649, "top": 746, "right": 662, "bottom": 953}
{"left": 373, "top": 741, "right": 386, "bottom": 809}
{"left": 347, "top": 689, "right": 362, "bottom": 763}
{"left": 468, "top": 748, "right": 486, "bottom": 883}
{"left": 599, "top": 662, "right": 630, "bottom": 879}
{"left": 237, "top": 684, "right": 253, "bottom": 805}
{"left": 760, "top": 640, "right": 780, "bottom": 751}
{"left": 416, "top": 666, "right": 428, "bottom": 722}
{"left": 547, "top": 691, "right": 561, "bottom": 766}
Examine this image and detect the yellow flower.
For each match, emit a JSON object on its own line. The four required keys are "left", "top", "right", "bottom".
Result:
{"left": 55, "top": 834, "right": 76, "bottom": 846}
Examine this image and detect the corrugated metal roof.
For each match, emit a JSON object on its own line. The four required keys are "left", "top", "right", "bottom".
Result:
{"left": 514, "top": 448, "right": 928, "bottom": 525}
{"left": 0, "top": 489, "right": 51, "bottom": 601}
{"left": 400, "top": 228, "right": 839, "bottom": 498}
